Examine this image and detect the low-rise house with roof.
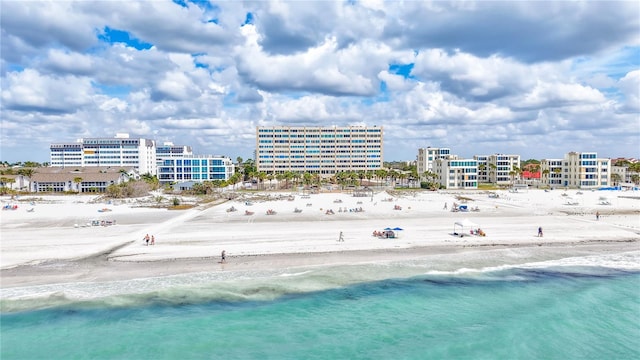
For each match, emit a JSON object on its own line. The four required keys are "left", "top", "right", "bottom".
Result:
{"left": 30, "top": 167, "right": 137, "bottom": 193}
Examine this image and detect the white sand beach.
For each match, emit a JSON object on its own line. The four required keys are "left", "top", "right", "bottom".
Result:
{"left": 1, "top": 189, "right": 639, "bottom": 288}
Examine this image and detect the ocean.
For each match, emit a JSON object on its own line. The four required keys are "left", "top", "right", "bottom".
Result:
{"left": 2, "top": 251, "right": 639, "bottom": 360}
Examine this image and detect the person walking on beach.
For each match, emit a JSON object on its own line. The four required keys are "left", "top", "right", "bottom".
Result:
{"left": 596, "top": 211, "right": 600, "bottom": 220}
{"left": 144, "top": 234, "right": 150, "bottom": 246}
{"left": 150, "top": 235, "right": 155, "bottom": 245}
{"left": 221, "top": 250, "right": 226, "bottom": 263}
{"left": 443, "top": 202, "right": 448, "bottom": 210}
{"left": 338, "top": 231, "right": 344, "bottom": 242}
{"left": 537, "top": 227, "right": 543, "bottom": 237}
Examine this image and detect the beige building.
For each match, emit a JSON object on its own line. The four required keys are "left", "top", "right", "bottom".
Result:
{"left": 474, "top": 154, "right": 521, "bottom": 185}
{"left": 256, "top": 126, "right": 383, "bottom": 176}
{"left": 541, "top": 152, "right": 610, "bottom": 189}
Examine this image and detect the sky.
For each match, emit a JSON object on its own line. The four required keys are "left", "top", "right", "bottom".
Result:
{"left": 1, "top": 0, "right": 639, "bottom": 164}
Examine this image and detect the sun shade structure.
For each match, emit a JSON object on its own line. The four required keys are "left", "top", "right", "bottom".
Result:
{"left": 453, "top": 219, "right": 478, "bottom": 236}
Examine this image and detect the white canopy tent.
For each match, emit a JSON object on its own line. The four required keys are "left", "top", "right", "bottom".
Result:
{"left": 453, "top": 219, "right": 479, "bottom": 237}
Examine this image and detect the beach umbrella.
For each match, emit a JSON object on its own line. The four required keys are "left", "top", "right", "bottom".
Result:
{"left": 393, "top": 227, "right": 403, "bottom": 231}
{"left": 384, "top": 227, "right": 392, "bottom": 231}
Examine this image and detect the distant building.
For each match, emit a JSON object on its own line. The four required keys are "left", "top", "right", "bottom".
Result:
{"left": 541, "top": 152, "right": 610, "bottom": 188}
{"left": 473, "top": 154, "right": 521, "bottom": 185}
{"left": 156, "top": 142, "right": 193, "bottom": 161}
{"left": 611, "top": 158, "right": 639, "bottom": 185}
{"left": 541, "top": 158, "right": 564, "bottom": 188}
{"left": 521, "top": 170, "right": 541, "bottom": 180}
{"left": 256, "top": 126, "right": 383, "bottom": 177}
{"left": 0, "top": 174, "right": 30, "bottom": 191}
{"left": 157, "top": 155, "right": 235, "bottom": 185}
{"left": 30, "top": 166, "right": 137, "bottom": 193}
{"left": 610, "top": 165, "right": 627, "bottom": 185}
{"left": 50, "top": 133, "right": 157, "bottom": 175}
{"left": 417, "top": 147, "right": 452, "bottom": 175}
{"left": 433, "top": 157, "right": 478, "bottom": 189}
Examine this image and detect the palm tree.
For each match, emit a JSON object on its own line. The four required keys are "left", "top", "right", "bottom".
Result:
{"left": 17, "top": 168, "right": 35, "bottom": 178}
{"left": 409, "top": 168, "right": 418, "bottom": 188}
{"left": 365, "top": 170, "right": 373, "bottom": 187}
{"left": 0, "top": 177, "right": 13, "bottom": 194}
{"left": 292, "top": 172, "right": 302, "bottom": 188}
{"left": 228, "top": 173, "right": 242, "bottom": 190}
{"left": 203, "top": 181, "right": 215, "bottom": 195}
{"left": 611, "top": 173, "right": 621, "bottom": 186}
{"left": 276, "top": 173, "right": 285, "bottom": 189}
{"left": 347, "top": 171, "right": 358, "bottom": 187}
{"left": 422, "top": 170, "right": 438, "bottom": 189}
{"left": 542, "top": 169, "right": 550, "bottom": 186}
{"left": 266, "top": 174, "right": 274, "bottom": 189}
{"left": 629, "top": 163, "right": 640, "bottom": 184}
{"left": 489, "top": 163, "right": 497, "bottom": 184}
{"left": 242, "top": 159, "right": 256, "bottom": 182}
{"left": 335, "top": 171, "right": 347, "bottom": 190}
{"left": 73, "top": 177, "right": 83, "bottom": 193}
{"left": 478, "top": 164, "right": 486, "bottom": 183}
{"left": 283, "top": 171, "right": 295, "bottom": 189}
{"left": 388, "top": 169, "right": 399, "bottom": 187}
{"left": 511, "top": 165, "right": 521, "bottom": 186}
{"left": 398, "top": 172, "right": 408, "bottom": 188}
{"left": 247, "top": 170, "right": 258, "bottom": 189}
{"left": 303, "top": 172, "right": 312, "bottom": 186}
{"left": 357, "top": 170, "right": 366, "bottom": 187}
{"left": 257, "top": 171, "right": 267, "bottom": 190}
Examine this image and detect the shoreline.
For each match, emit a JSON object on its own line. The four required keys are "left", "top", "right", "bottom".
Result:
{"left": 2, "top": 239, "right": 637, "bottom": 288}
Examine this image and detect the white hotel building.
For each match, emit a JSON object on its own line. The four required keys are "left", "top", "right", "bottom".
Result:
{"left": 541, "top": 152, "right": 610, "bottom": 189}
{"left": 50, "top": 135, "right": 235, "bottom": 184}
{"left": 256, "top": 126, "right": 383, "bottom": 176}
{"left": 50, "top": 133, "right": 157, "bottom": 175}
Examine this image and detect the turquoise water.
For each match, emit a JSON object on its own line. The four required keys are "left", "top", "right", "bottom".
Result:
{"left": 2, "top": 257, "right": 640, "bottom": 359}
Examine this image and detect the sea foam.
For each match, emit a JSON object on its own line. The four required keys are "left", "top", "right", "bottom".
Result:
{"left": 2, "top": 250, "right": 639, "bottom": 313}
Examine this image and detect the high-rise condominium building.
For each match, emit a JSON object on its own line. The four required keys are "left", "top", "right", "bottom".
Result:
{"left": 256, "top": 126, "right": 383, "bottom": 176}
{"left": 50, "top": 133, "right": 157, "bottom": 175}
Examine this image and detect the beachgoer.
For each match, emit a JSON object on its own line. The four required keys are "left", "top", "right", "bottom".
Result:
{"left": 537, "top": 227, "right": 543, "bottom": 237}
{"left": 596, "top": 211, "right": 600, "bottom": 220}
{"left": 221, "top": 250, "right": 226, "bottom": 263}
{"left": 443, "top": 202, "right": 448, "bottom": 210}
{"left": 151, "top": 235, "right": 155, "bottom": 245}
{"left": 339, "top": 231, "right": 344, "bottom": 242}
{"left": 144, "top": 234, "right": 150, "bottom": 246}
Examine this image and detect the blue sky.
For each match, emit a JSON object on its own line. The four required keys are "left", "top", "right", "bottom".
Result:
{"left": 1, "top": 0, "right": 638, "bottom": 163}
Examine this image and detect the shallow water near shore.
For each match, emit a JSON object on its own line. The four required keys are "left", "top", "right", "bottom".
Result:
{"left": 2, "top": 252, "right": 640, "bottom": 359}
